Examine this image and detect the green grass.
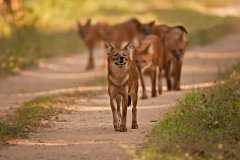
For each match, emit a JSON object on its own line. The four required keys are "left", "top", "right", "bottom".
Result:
{"left": 152, "top": 8, "right": 239, "bottom": 45}
{"left": 0, "top": 25, "right": 83, "bottom": 76}
{"left": 0, "top": 0, "right": 239, "bottom": 75}
{"left": 136, "top": 63, "right": 240, "bottom": 160}
{"left": 0, "top": 96, "right": 57, "bottom": 143}
{"left": 0, "top": 89, "right": 106, "bottom": 143}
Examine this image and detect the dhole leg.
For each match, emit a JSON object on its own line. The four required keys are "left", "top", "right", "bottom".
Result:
{"left": 101, "top": 51, "right": 107, "bottom": 69}
{"left": 120, "top": 95, "right": 128, "bottom": 132}
{"left": 137, "top": 66, "right": 148, "bottom": 99}
{"left": 86, "top": 47, "right": 95, "bottom": 70}
{"left": 116, "top": 95, "right": 121, "bottom": 128}
{"left": 150, "top": 67, "right": 157, "bottom": 97}
{"left": 165, "top": 61, "right": 172, "bottom": 91}
{"left": 173, "top": 61, "right": 182, "bottom": 90}
{"left": 158, "top": 67, "right": 163, "bottom": 95}
{"left": 131, "top": 94, "right": 138, "bottom": 129}
{"left": 110, "top": 98, "right": 119, "bottom": 131}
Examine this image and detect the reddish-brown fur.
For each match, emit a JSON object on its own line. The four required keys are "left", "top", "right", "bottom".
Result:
{"left": 161, "top": 26, "right": 188, "bottom": 90}
{"left": 149, "top": 24, "right": 188, "bottom": 91}
{"left": 102, "top": 18, "right": 141, "bottom": 47}
{"left": 105, "top": 42, "right": 139, "bottom": 132}
{"left": 134, "top": 35, "right": 164, "bottom": 99}
{"left": 77, "top": 19, "right": 109, "bottom": 70}
{"left": 77, "top": 18, "right": 157, "bottom": 70}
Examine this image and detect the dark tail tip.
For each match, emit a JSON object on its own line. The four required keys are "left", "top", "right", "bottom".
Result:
{"left": 128, "top": 96, "right": 131, "bottom": 107}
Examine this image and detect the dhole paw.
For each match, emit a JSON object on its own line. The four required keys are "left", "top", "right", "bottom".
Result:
{"left": 141, "top": 94, "right": 148, "bottom": 99}
{"left": 175, "top": 87, "right": 181, "bottom": 91}
{"left": 173, "top": 87, "right": 181, "bottom": 91}
{"left": 158, "top": 90, "right": 163, "bottom": 95}
{"left": 114, "top": 123, "right": 121, "bottom": 131}
{"left": 131, "top": 122, "right": 138, "bottom": 129}
{"left": 85, "top": 64, "right": 94, "bottom": 70}
{"left": 120, "top": 125, "right": 127, "bottom": 132}
{"left": 152, "top": 93, "right": 157, "bottom": 97}
{"left": 114, "top": 126, "right": 120, "bottom": 131}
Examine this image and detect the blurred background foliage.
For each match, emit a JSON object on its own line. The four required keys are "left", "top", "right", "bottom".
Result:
{"left": 0, "top": 0, "right": 239, "bottom": 75}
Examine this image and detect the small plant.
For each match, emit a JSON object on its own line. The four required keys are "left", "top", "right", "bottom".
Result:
{"left": 137, "top": 63, "right": 240, "bottom": 160}
{"left": 0, "top": 96, "right": 56, "bottom": 143}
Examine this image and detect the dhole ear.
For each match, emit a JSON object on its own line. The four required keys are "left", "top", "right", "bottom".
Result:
{"left": 77, "top": 21, "right": 83, "bottom": 31}
{"left": 85, "top": 19, "right": 91, "bottom": 27}
{"left": 174, "top": 25, "right": 188, "bottom": 34}
{"left": 122, "top": 42, "right": 135, "bottom": 60}
{"left": 148, "top": 21, "right": 155, "bottom": 27}
{"left": 133, "top": 38, "right": 141, "bottom": 48}
{"left": 140, "top": 43, "right": 150, "bottom": 53}
{"left": 77, "top": 21, "right": 82, "bottom": 27}
{"left": 122, "top": 42, "right": 134, "bottom": 51}
{"left": 104, "top": 41, "right": 114, "bottom": 54}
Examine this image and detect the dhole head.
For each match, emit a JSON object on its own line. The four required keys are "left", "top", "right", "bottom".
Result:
{"left": 134, "top": 44, "right": 152, "bottom": 68}
{"left": 139, "top": 21, "right": 155, "bottom": 35}
{"left": 77, "top": 19, "right": 91, "bottom": 39}
{"left": 105, "top": 42, "right": 134, "bottom": 68}
{"left": 165, "top": 26, "right": 188, "bottom": 61}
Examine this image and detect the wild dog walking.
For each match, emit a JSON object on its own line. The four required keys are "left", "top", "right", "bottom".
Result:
{"left": 163, "top": 26, "right": 188, "bottom": 90}
{"left": 102, "top": 18, "right": 141, "bottom": 47}
{"left": 102, "top": 18, "right": 155, "bottom": 47}
{"left": 77, "top": 19, "right": 108, "bottom": 70}
{"left": 134, "top": 35, "right": 164, "bottom": 99}
{"left": 148, "top": 24, "right": 188, "bottom": 91}
{"left": 105, "top": 42, "right": 139, "bottom": 132}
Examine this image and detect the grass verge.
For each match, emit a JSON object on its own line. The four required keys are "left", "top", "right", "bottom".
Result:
{"left": 0, "top": 25, "right": 83, "bottom": 76}
{"left": 0, "top": 96, "right": 57, "bottom": 143}
{"left": 137, "top": 63, "right": 240, "bottom": 160}
{"left": 0, "top": 89, "right": 106, "bottom": 144}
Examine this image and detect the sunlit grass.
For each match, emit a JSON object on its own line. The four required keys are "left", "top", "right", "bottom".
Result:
{"left": 0, "top": 25, "right": 83, "bottom": 76}
{"left": 136, "top": 63, "right": 240, "bottom": 160}
{"left": 0, "top": 0, "right": 239, "bottom": 75}
{"left": 0, "top": 88, "right": 106, "bottom": 143}
{"left": 0, "top": 96, "right": 57, "bottom": 143}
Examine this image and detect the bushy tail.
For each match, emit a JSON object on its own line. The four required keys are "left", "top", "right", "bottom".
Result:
{"left": 128, "top": 96, "right": 131, "bottom": 107}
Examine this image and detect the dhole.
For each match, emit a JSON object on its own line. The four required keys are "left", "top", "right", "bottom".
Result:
{"left": 134, "top": 35, "right": 164, "bottom": 99}
{"left": 105, "top": 42, "right": 139, "bottom": 132}
{"left": 77, "top": 19, "right": 108, "bottom": 70}
{"left": 162, "top": 26, "right": 188, "bottom": 90}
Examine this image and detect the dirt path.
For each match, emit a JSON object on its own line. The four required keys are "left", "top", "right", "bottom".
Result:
{"left": 0, "top": 31, "right": 240, "bottom": 160}
{"left": 0, "top": 50, "right": 105, "bottom": 115}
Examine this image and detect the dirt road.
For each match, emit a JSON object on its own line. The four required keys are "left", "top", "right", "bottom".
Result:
{"left": 0, "top": 31, "right": 240, "bottom": 160}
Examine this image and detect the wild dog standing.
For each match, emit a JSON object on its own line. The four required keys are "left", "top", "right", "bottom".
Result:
{"left": 77, "top": 19, "right": 108, "bottom": 70}
{"left": 105, "top": 42, "right": 139, "bottom": 132}
{"left": 163, "top": 26, "right": 188, "bottom": 90}
{"left": 102, "top": 18, "right": 154, "bottom": 47}
{"left": 134, "top": 35, "right": 164, "bottom": 99}
{"left": 148, "top": 24, "right": 188, "bottom": 91}
{"left": 102, "top": 18, "right": 141, "bottom": 47}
